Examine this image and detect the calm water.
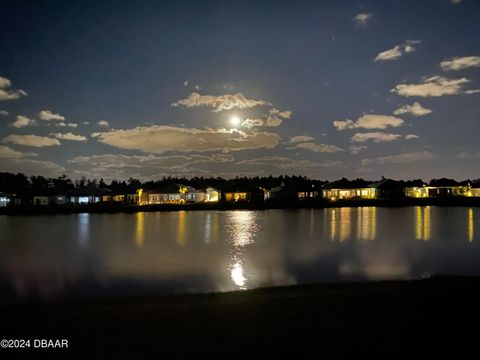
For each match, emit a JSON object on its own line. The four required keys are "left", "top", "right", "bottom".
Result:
{"left": 1, "top": 206, "right": 479, "bottom": 304}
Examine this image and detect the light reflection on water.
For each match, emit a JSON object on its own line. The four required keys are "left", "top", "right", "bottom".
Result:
{"left": 226, "top": 211, "right": 259, "bottom": 289}
{"left": 0, "top": 207, "right": 479, "bottom": 304}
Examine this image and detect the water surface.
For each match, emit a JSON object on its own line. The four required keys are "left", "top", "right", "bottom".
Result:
{"left": 0, "top": 207, "right": 479, "bottom": 303}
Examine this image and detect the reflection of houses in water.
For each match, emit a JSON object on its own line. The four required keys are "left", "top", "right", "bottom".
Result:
{"left": 357, "top": 207, "right": 376, "bottom": 241}
{"left": 468, "top": 208, "right": 474, "bottom": 242}
{"left": 327, "top": 207, "right": 376, "bottom": 241}
{"left": 135, "top": 212, "right": 145, "bottom": 248}
{"left": 415, "top": 206, "right": 431, "bottom": 241}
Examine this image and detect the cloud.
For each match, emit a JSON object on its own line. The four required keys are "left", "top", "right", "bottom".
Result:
{"left": 69, "top": 153, "right": 234, "bottom": 168}
{"left": 171, "top": 92, "right": 270, "bottom": 112}
{"left": 374, "top": 40, "right": 421, "bottom": 61}
{"left": 456, "top": 151, "right": 480, "bottom": 159}
{"left": 349, "top": 145, "right": 368, "bottom": 155}
{"left": 237, "top": 156, "right": 341, "bottom": 169}
{"left": 393, "top": 102, "right": 432, "bottom": 116}
{"left": 68, "top": 153, "right": 236, "bottom": 181}
{"left": 0, "top": 145, "right": 27, "bottom": 159}
{"left": 241, "top": 118, "right": 264, "bottom": 128}
{"left": 0, "top": 76, "right": 27, "bottom": 101}
{"left": 290, "top": 135, "right": 315, "bottom": 143}
{"left": 440, "top": 56, "right": 480, "bottom": 71}
{"left": 350, "top": 132, "right": 402, "bottom": 143}
{"left": 352, "top": 13, "right": 372, "bottom": 27}
{"left": 50, "top": 132, "right": 87, "bottom": 142}
{"left": 0, "top": 110, "right": 8, "bottom": 116}
{"left": 2, "top": 134, "right": 61, "bottom": 147}
{"left": 12, "top": 115, "right": 37, "bottom": 128}
{"left": 391, "top": 76, "right": 477, "bottom": 97}
{"left": 0, "top": 158, "right": 65, "bottom": 177}
{"left": 405, "top": 134, "right": 420, "bottom": 140}
{"left": 265, "top": 108, "right": 292, "bottom": 127}
{"left": 404, "top": 40, "right": 421, "bottom": 53}
{"left": 56, "top": 122, "right": 78, "bottom": 128}
{"left": 334, "top": 114, "right": 404, "bottom": 130}
{"left": 91, "top": 125, "right": 280, "bottom": 153}
{"left": 450, "top": 0, "right": 462, "bottom": 4}
{"left": 288, "top": 142, "right": 343, "bottom": 153}
{"left": 241, "top": 108, "right": 292, "bottom": 128}
{"left": 361, "top": 151, "right": 434, "bottom": 166}
{"left": 375, "top": 46, "right": 402, "bottom": 61}
{"left": 39, "top": 110, "right": 65, "bottom": 121}
{"left": 97, "top": 120, "right": 109, "bottom": 127}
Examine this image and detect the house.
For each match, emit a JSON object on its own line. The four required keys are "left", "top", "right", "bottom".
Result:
{"left": 322, "top": 178, "right": 377, "bottom": 200}
{"left": 297, "top": 185, "right": 319, "bottom": 200}
{"left": 221, "top": 185, "right": 264, "bottom": 203}
{"left": 367, "top": 178, "right": 408, "bottom": 198}
{"left": 470, "top": 182, "right": 480, "bottom": 197}
{"left": 405, "top": 179, "right": 472, "bottom": 198}
{"left": 69, "top": 188, "right": 112, "bottom": 204}
{"left": 204, "top": 187, "right": 220, "bottom": 202}
{"left": 31, "top": 189, "right": 67, "bottom": 206}
{"left": 144, "top": 184, "right": 188, "bottom": 204}
{"left": 0, "top": 192, "right": 12, "bottom": 207}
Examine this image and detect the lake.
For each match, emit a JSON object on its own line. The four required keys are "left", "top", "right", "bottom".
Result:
{"left": 0, "top": 206, "right": 479, "bottom": 304}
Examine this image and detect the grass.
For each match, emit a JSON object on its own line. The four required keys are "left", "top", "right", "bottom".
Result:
{"left": 1, "top": 276, "right": 480, "bottom": 356}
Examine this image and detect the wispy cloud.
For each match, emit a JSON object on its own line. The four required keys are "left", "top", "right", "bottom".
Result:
{"left": 361, "top": 151, "right": 434, "bottom": 165}
{"left": 92, "top": 125, "right": 280, "bottom": 153}
{"left": 393, "top": 102, "right": 432, "bottom": 116}
{"left": 237, "top": 156, "right": 341, "bottom": 169}
{"left": 171, "top": 92, "right": 270, "bottom": 112}
{"left": 241, "top": 108, "right": 292, "bottom": 128}
{"left": 349, "top": 145, "right": 368, "bottom": 155}
{"left": 0, "top": 145, "right": 31, "bottom": 159}
{"left": 290, "top": 135, "right": 315, "bottom": 143}
{"left": 288, "top": 142, "right": 343, "bottom": 153}
{"left": 2, "top": 134, "right": 61, "bottom": 147}
{"left": 56, "top": 122, "right": 78, "bottom": 128}
{"left": 0, "top": 110, "right": 8, "bottom": 116}
{"left": 374, "top": 40, "right": 421, "bottom": 62}
{"left": 405, "top": 134, "right": 420, "bottom": 140}
{"left": 391, "top": 76, "right": 478, "bottom": 97}
{"left": 334, "top": 114, "right": 404, "bottom": 130}
{"left": 352, "top": 13, "right": 372, "bottom": 28}
{"left": 97, "top": 120, "right": 110, "bottom": 127}
{"left": 0, "top": 158, "right": 65, "bottom": 177}
{"left": 0, "top": 76, "right": 27, "bottom": 101}
{"left": 50, "top": 132, "right": 87, "bottom": 142}
{"left": 440, "top": 56, "right": 480, "bottom": 71}
{"left": 69, "top": 153, "right": 233, "bottom": 169}
{"left": 350, "top": 132, "right": 402, "bottom": 143}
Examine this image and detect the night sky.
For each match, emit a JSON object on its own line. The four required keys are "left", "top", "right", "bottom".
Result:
{"left": 1, "top": 0, "right": 479, "bottom": 181}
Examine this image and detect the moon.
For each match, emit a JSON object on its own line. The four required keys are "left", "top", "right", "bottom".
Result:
{"left": 230, "top": 116, "right": 241, "bottom": 127}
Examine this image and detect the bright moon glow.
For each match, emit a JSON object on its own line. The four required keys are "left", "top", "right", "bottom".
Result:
{"left": 230, "top": 116, "right": 241, "bottom": 127}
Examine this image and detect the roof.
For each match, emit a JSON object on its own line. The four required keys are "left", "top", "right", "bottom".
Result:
{"left": 69, "top": 188, "right": 112, "bottom": 196}
{"left": 323, "top": 178, "right": 372, "bottom": 190}
{"left": 221, "top": 184, "right": 264, "bottom": 193}
{"left": 144, "top": 183, "right": 187, "bottom": 194}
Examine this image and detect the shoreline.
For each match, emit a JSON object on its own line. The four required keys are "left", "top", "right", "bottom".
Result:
{"left": 2, "top": 197, "right": 480, "bottom": 215}
{"left": 1, "top": 276, "right": 479, "bottom": 355}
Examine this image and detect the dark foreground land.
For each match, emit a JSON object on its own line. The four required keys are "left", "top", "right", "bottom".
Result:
{"left": 1, "top": 276, "right": 480, "bottom": 357}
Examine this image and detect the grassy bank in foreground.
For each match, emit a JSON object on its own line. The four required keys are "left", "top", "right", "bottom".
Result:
{"left": 1, "top": 276, "right": 480, "bottom": 356}
{"left": 2, "top": 197, "right": 480, "bottom": 215}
